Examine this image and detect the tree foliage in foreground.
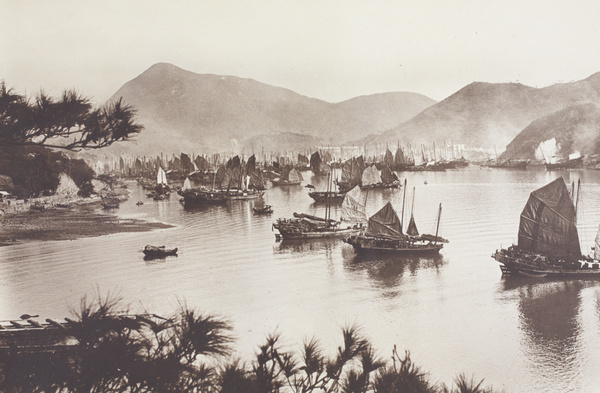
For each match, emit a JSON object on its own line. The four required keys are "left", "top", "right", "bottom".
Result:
{"left": 0, "top": 145, "right": 95, "bottom": 198}
{"left": 0, "top": 82, "right": 143, "bottom": 151}
{"left": 0, "top": 295, "right": 501, "bottom": 393}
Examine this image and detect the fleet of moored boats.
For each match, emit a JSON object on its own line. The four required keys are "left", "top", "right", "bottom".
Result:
{"left": 103, "top": 149, "right": 600, "bottom": 278}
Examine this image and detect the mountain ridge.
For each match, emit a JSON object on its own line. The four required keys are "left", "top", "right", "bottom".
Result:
{"left": 105, "top": 63, "right": 436, "bottom": 155}
{"left": 360, "top": 72, "right": 600, "bottom": 149}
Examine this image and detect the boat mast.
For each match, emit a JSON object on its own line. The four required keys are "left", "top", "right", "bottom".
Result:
{"left": 400, "top": 178, "right": 407, "bottom": 231}
{"left": 325, "top": 171, "right": 331, "bottom": 223}
{"left": 575, "top": 179, "right": 581, "bottom": 224}
{"left": 435, "top": 203, "right": 442, "bottom": 244}
{"left": 410, "top": 186, "right": 416, "bottom": 220}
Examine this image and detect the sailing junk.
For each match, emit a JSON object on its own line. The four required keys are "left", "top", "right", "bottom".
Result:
{"left": 537, "top": 138, "right": 584, "bottom": 170}
{"left": 273, "top": 176, "right": 363, "bottom": 239}
{"left": 272, "top": 166, "right": 303, "bottom": 186}
{"left": 492, "top": 177, "right": 600, "bottom": 277}
{"left": 345, "top": 186, "right": 447, "bottom": 254}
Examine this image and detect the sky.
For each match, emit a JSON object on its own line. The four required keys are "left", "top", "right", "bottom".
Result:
{"left": 1, "top": 0, "right": 600, "bottom": 105}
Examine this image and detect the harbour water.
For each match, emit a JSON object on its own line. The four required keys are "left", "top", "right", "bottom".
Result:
{"left": 3, "top": 166, "right": 600, "bottom": 392}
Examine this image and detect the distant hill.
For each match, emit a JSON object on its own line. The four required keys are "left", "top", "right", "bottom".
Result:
{"left": 362, "top": 72, "right": 600, "bottom": 149}
{"left": 501, "top": 103, "right": 600, "bottom": 161}
{"left": 104, "top": 63, "right": 436, "bottom": 155}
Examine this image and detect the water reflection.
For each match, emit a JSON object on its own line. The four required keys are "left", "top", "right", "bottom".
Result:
{"left": 501, "top": 278, "right": 600, "bottom": 391}
{"left": 274, "top": 238, "right": 339, "bottom": 254}
{"left": 343, "top": 252, "right": 446, "bottom": 290}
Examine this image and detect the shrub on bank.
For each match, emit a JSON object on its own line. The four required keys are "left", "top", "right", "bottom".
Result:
{"left": 0, "top": 295, "right": 502, "bottom": 393}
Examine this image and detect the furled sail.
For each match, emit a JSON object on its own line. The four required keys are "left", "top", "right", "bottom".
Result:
{"left": 365, "top": 201, "right": 403, "bottom": 239}
{"left": 341, "top": 186, "right": 368, "bottom": 224}
{"left": 518, "top": 177, "right": 581, "bottom": 261}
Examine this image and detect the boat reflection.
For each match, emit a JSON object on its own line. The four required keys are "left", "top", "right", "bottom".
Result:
{"left": 342, "top": 251, "right": 446, "bottom": 290}
{"left": 273, "top": 238, "right": 339, "bottom": 254}
{"left": 500, "top": 279, "right": 600, "bottom": 390}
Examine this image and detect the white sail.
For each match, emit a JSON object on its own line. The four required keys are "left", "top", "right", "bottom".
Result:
{"left": 341, "top": 186, "right": 368, "bottom": 224}
{"left": 361, "top": 165, "right": 381, "bottom": 187}
{"left": 569, "top": 151, "right": 582, "bottom": 160}
{"left": 594, "top": 224, "right": 600, "bottom": 260}
{"left": 535, "top": 138, "right": 559, "bottom": 164}
{"left": 157, "top": 167, "right": 168, "bottom": 185}
{"left": 182, "top": 177, "right": 192, "bottom": 191}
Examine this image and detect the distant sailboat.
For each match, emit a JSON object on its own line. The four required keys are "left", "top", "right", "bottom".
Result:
{"left": 153, "top": 167, "right": 170, "bottom": 199}
{"left": 272, "top": 166, "right": 303, "bottom": 186}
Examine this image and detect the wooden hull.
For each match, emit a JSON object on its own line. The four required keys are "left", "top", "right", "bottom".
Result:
{"left": 143, "top": 247, "right": 178, "bottom": 258}
{"left": 345, "top": 235, "right": 444, "bottom": 254}
{"left": 275, "top": 226, "right": 361, "bottom": 239}
{"left": 253, "top": 206, "right": 273, "bottom": 214}
{"left": 308, "top": 191, "right": 346, "bottom": 203}
{"left": 178, "top": 190, "right": 228, "bottom": 204}
{"left": 227, "top": 190, "right": 264, "bottom": 200}
{"left": 360, "top": 183, "right": 401, "bottom": 189}
{"left": 492, "top": 248, "right": 600, "bottom": 278}
{"left": 271, "top": 180, "right": 301, "bottom": 186}
{"left": 544, "top": 156, "right": 584, "bottom": 170}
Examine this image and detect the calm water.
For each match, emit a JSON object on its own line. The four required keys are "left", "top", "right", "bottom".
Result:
{"left": 3, "top": 167, "right": 600, "bottom": 392}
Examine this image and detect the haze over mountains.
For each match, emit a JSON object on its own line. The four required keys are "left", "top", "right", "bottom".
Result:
{"left": 366, "top": 73, "right": 600, "bottom": 153}
{"left": 105, "top": 63, "right": 600, "bottom": 160}
{"left": 106, "top": 63, "right": 435, "bottom": 155}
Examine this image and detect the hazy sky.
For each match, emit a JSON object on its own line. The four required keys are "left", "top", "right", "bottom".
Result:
{"left": 2, "top": 0, "right": 599, "bottom": 104}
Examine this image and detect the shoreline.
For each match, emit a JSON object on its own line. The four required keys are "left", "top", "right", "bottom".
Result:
{"left": 0, "top": 187, "right": 173, "bottom": 247}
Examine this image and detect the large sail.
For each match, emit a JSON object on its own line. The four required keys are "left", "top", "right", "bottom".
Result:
{"left": 406, "top": 215, "right": 419, "bottom": 236}
{"left": 157, "top": 167, "right": 168, "bottom": 185}
{"left": 594, "top": 225, "right": 600, "bottom": 260}
{"left": 341, "top": 159, "right": 353, "bottom": 183}
{"left": 310, "top": 152, "right": 322, "bottom": 174}
{"left": 361, "top": 165, "right": 381, "bottom": 187}
{"left": 365, "top": 201, "right": 403, "bottom": 239}
{"left": 288, "top": 168, "right": 303, "bottom": 182}
{"left": 395, "top": 147, "right": 406, "bottom": 165}
{"left": 380, "top": 165, "right": 396, "bottom": 184}
{"left": 518, "top": 177, "right": 581, "bottom": 261}
{"left": 384, "top": 149, "right": 394, "bottom": 166}
{"left": 535, "top": 138, "right": 559, "bottom": 164}
{"left": 341, "top": 186, "right": 368, "bottom": 224}
{"left": 182, "top": 177, "right": 192, "bottom": 191}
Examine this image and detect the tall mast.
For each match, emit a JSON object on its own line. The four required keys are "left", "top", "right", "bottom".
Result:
{"left": 325, "top": 171, "right": 331, "bottom": 222}
{"left": 434, "top": 203, "right": 442, "bottom": 244}
{"left": 400, "top": 178, "right": 407, "bottom": 231}
{"left": 410, "top": 186, "right": 416, "bottom": 219}
{"left": 575, "top": 179, "right": 581, "bottom": 224}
